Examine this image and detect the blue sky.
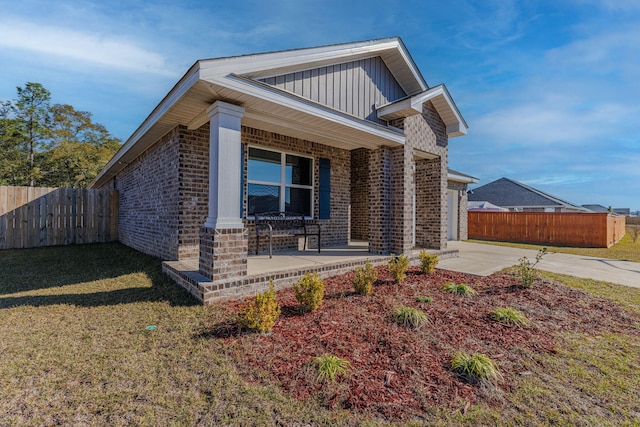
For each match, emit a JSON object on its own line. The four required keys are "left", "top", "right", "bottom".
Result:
{"left": 1, "top": 0, "right": 639, "bottom": 211}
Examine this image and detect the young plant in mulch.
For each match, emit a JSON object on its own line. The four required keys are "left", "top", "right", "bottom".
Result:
{"left": 241, "top": 281, "right": 281, "bottom": 333}
{"left": 352, "top": 259, "right": 378, "bottom": 296}
{"left": 415, "top": 296, "right": 433, "bottom": 303}
{"left": 294, "top": 272, "right": 325, "bottom": 312}
{"left": 450, "top": 351, "right": 503, "bottom": 386}
{"left": 392, "top": 305, "right": 428, "bottom": 329}
{"left": 311, "top": 354, "right": 351, "bottom": 382}
{"left": 516, "top": 247, "right": 548, "bottom": 288}
{"left": 489, "top": 307, "right": 529, "bottom": 327}
{"left": 388, "top": 253, "right": 410, "bottom": 283}
{"left": 442, "top": 282, "right": 477, "bottom": 296}
{"left": 419, "top": 250, "right": 439, "bottom": 274}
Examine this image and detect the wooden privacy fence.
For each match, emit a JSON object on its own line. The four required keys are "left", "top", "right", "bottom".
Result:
{"left": 0, "top": 186, "right": 118, "bottom": 249}
{"left": 468, "top": 211, "right": 626, "bottom": 248}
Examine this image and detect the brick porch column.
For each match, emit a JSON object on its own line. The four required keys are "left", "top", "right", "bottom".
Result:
{"left": 390, "top": 144, "right": 415, "bottom": 255}
{"left": 368, "top": 146, "right": 392, "bottom": 254}
{"left": 415, "top": 157, "right": 448, "bottom": 249}
{"left": 199, "top": 101, "right": 248, "bottom": 281}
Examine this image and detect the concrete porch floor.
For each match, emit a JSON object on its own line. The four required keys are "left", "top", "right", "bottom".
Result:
{"left": 162, "top": 241, "right": 459, "bottom": 303}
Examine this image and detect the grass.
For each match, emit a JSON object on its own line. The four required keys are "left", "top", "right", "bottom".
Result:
{"left": 0, "top": 243, "right": 356, "bottom": 426}
{"left": 1, "top": 242, "right": 639, "bottom": 425}
{"left": 312, "top": 354, "right": 351, "bottom": 382}
{"left": 469, "top": 225, "right": 640, "bottom": 263}
{"left": 442, "top": 282, "right": 477, "bottom": 296}
{"left": 489, "top": 306, "right": 529, "bottom": 327}
{"left": 450, "top": 352, "right": 503, "bottom": 385}
{"left": 392, "top": 305, "right": 428, "bottom": 329}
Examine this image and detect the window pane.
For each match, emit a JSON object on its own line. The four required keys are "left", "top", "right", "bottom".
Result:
{"left": 248, "top": 148, "right": 281, "bottom": 183}
{"left": 285, "top": 187, "right": 311, "bottom": 216}
{"left": 285, "top": 154, "right": 312, "bottom": 186}
{"left": 248, "top": 184, "right": 280, "bottom": 215}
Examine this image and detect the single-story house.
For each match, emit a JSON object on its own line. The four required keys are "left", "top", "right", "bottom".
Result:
{"left": 469, "top": 178, "right": 587, "bottom": 213}
{"left": 91, "top": 37, "right": 469, "bottom": 303}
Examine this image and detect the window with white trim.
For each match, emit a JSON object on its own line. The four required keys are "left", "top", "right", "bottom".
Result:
{"left": 247, "top": 147, "right": 313, "bottom": 217}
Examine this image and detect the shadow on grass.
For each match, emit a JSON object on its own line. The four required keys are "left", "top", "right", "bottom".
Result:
{"left": 0, "top": 242, "right": 198, "bottom": 308}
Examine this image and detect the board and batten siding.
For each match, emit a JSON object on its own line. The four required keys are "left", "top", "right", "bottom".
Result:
{"left": 260, "top": 56, "right": 406, "bottom": 124}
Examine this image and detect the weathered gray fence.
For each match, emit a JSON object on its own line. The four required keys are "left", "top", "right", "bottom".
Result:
{"left": 0, "top": 186, "right": 118, "bottom": 249}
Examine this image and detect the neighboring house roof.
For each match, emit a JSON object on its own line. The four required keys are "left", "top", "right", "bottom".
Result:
{"left": 447, "top": 168, "right": 478, "bottom": 184}
{"left": 582, "top": 205, "right": 631, "bottom": 215}
{"left": 468, "top": 201, "right": 509, "bottom": 211}
{"left": 581, "top": 204, "right": 609, "bottom": 213}
{"left": 92, "top": 37, "right": 467, "bottom": 188}
{"left": 468, "top": 177, "right": 587, "bottom": 211}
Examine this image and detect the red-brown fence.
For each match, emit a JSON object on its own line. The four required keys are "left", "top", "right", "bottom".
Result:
{"left": 468, "top": 211, "right": 626, "bottom": 248}
{"left": 0, "top": 186, "right": 118, "bottom": 249}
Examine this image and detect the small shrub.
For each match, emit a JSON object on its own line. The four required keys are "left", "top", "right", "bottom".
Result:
{"left": 393, "top": 305, "right": 428, "bottom": 329}
{"left": 415, "top": 296, "right": 433, "bottom": 303}
{"left": 451, "top": 352, "right": 502, "bottom": 385}
{"left": 489, "top": 307, "right": 529, "bottom": 327}
{"left": 516, "top": 247, "right": 548, "bottom": 288}
{"left": 294, "top": 272, "right": 325, "bottom": 312}
{"left": 630, "top": 225, "right": 640, "bottom": 243}
{"left": 388, "top": 253, "right": 410, "bottom": 283}
{"left": 312, "top": 354, "right": 351, "bottom": 382}
{"left": 353, "top": 260, "right": 378, "bottom": 296}
{"left": 419, "top": 250, "right": 439, "bottom": 274}
{"left": 442, "top": 282, "right": 477, "bottom": 296}
{"left": 242, "top": 282, "right": 281, "bottom": 333}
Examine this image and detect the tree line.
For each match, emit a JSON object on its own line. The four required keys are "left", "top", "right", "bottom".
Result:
{"left": 0, "top": 82, "right": 122, "bottom": 188}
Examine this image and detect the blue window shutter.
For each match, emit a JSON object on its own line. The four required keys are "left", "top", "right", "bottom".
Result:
{"left": 319, "top": 158, "right": 330, "bottom": 219}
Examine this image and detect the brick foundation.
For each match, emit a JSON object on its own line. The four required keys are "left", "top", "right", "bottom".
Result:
{"left": 199, "top": 227, "right": 248, "bottom": 283}
{"left": 163, "top": 247, "right": 459, "bottom": 305}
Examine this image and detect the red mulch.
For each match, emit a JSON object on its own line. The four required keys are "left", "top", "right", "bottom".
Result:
{"left": 208, "top": 266, "right": 639, "bottom": 420}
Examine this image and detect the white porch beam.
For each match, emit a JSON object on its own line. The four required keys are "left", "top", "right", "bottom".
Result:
{"left": 204, "top": 101, "right": 246, "bottom": 229}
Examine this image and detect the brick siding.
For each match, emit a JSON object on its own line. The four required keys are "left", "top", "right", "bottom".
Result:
{"left": 112, "top": 128, "right": 181, "bottom": 260}
{"left": 350, "top": 148, "right": 369, "bottom": 241}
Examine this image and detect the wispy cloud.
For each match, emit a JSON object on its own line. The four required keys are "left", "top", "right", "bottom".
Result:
{"left": 0, "top": 18, "right": 178, "bottom": 76}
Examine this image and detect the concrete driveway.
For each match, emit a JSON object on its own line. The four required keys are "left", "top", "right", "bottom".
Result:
{"left": 439, "top": 241, "right": 640, "bottom": 289}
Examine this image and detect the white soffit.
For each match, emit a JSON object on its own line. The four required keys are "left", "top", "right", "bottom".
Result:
{"left": 377, "top": 85, "right": 468, "bottom": 137}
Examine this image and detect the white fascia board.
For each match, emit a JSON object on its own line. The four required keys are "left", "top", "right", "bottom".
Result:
{"left": 90, "top": 64, "right": 201, "bottom": 188}
{"left": 377, "top": 85, "right": 468, "bottom": 138}
{"left": 199, "top": 41, "right": 396, "bottom": 78}
{"left": 410, "top": 85, "right": 468, "bottom": 133}
{"left": 199, "top": 38, "right": 427, "bottom": 93}
{"left": 219, "top": 74, "right": 405, "bottom": 145}
{"left": 447, "top": 172, "right": 479, "bottom": 184}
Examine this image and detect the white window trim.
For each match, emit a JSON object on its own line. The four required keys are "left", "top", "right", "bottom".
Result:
{"left": 247, "top": 145, "right": 315, "bottom": 219}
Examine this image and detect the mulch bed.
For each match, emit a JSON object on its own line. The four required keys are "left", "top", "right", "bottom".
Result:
{"left": 208, "top": 266, "right": 639, "bottom": 420}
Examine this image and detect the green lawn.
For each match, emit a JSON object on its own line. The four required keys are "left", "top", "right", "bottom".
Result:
{"left": 469, "top": 225, "right": 640, "bottom": 263}
{"left": 1, "top": 242, "right": 639, "bottom": 426}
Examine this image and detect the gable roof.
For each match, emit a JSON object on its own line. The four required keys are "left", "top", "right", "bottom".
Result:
{"left": 92, "top": 37, "right": 466, "bottom": 188}
{"left": 377, "top": 84, "right": 468, "bottom": 136}
{"left": 468, "top": 178, "right": 586, "bottom": 211}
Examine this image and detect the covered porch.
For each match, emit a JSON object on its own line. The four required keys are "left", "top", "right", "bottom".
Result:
{"left": 163, "top": 241, "right": 458, "bottom": 304}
